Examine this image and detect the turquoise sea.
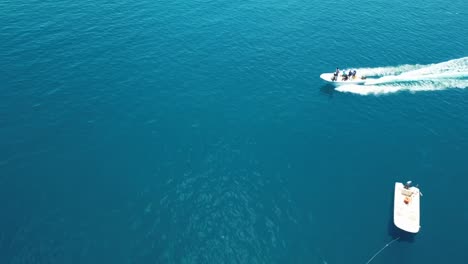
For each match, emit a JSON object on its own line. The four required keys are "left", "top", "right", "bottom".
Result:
{"left": 1, "top": 0, "right": 467, "bottom": 263}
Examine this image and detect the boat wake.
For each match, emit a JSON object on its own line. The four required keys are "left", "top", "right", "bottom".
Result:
{"left": 335, "top": 57, "right": 468, "bottom": 95}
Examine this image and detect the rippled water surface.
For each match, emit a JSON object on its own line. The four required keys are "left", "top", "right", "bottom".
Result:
{"left": 1, "top": 0, "right": 467, "bottom": 263}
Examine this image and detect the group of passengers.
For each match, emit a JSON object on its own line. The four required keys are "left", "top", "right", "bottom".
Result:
{"left": 332, "top": 68, "right": 357, "bottom": 81}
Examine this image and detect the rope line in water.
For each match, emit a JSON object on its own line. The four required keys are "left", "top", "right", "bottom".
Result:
{"left": 365, "top": 237, "right": 400, "bottom": 264}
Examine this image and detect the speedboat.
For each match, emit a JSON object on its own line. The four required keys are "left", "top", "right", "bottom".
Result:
{"left": 320, "top": 72, "right": 367, "bottom": 86}
{"left": 393, "top": 181, "right": 421, "bottom": 233}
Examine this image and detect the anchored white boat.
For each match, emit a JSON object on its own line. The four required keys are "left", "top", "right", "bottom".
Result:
{"left": 320, "top": 72, "right": 368, "bottom": 86}
{"left": 393, "top": 181, "right": 421, "bottom": 233}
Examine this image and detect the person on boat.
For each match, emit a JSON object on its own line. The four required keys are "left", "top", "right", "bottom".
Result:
{"left": 404, "top": 196, "right": 411, "bottom": 204}
{"left": 332, "top": 68, "right": 339, "bottom": 81}
{"left": 342, "top": 70, "right": 348, "bottom": 81}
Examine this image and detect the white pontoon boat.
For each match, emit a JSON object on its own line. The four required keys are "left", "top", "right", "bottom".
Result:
{"left": 393, "top": 181, "right": 421, "bottom": 233}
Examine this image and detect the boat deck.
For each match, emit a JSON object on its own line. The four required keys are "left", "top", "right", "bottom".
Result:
{"left": 320, "top": 73, "right": 367, "bottom": 86}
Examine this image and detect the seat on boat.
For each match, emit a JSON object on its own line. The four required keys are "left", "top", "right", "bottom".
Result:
{"left": 401, "top": 188, "right": 413, "bottom": 196}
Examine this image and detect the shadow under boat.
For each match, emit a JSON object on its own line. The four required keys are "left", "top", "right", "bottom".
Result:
{"left": 319, "top": 84, "right": 336, "bottom": 98}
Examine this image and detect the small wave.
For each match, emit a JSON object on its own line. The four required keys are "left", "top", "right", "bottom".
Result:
{"left": 336, "top": 57, "right": 468, "bottom": 95}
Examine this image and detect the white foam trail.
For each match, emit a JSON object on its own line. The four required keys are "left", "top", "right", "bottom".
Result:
{"left": 355, "top": 64, "right": 425, "bottom": 77}
{"left": 337, "top": 79, "right": 468, "bottom": 95}
{"left": 365, "top": 71, "right": 468, "bottom": 85}
{"left": 336, "top": 57, "right": 468, "bottom": 95}
{"left": 400, "top": 57, "right": 468, "bottom": 76}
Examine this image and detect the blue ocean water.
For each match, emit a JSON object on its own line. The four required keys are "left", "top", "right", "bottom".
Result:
{"left": 1, "top": 0, "right": 467, "bottom": 263}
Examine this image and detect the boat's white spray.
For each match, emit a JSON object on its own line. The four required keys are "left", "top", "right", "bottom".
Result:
{"left": 335, "top": 57, "right": 468, "bottom": 95}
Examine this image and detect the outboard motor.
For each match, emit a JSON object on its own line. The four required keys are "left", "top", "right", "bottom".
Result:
{"left": 404, "top": 181, "right": 412, "bottom": 189}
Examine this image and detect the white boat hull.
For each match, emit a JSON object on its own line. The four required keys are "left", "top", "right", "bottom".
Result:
{"left": 320, "top": 73, "right": 367, "bottom": 86}
{"left": 393, "top": 182, "right": 421, "bottom": 233}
